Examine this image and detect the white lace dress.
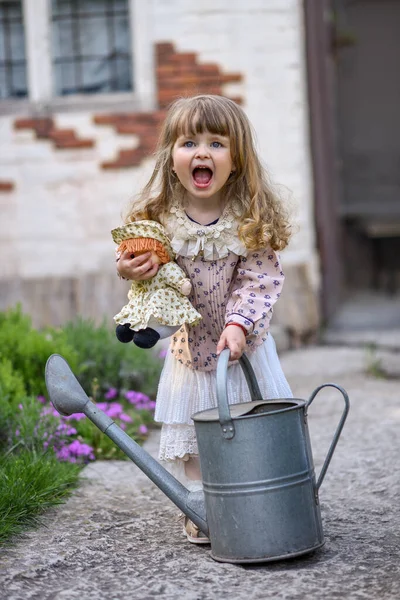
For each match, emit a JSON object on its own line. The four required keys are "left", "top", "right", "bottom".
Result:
{"left": 154, "top": 201, "right": 293, "bottom": 461}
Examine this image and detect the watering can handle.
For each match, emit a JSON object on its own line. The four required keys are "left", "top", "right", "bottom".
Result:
{"left": 216, "top": 348, "right": 263, "bottom": 439}
{"left": 305, "top": 383, "right": 350, "bottom": 489}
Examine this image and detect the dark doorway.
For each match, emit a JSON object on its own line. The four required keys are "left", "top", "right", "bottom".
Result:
{"left": 305, "top": 0, "right": 400, "bottom": 333}
{"left": 334, "top": 0, "right": 400, "bottom": 297}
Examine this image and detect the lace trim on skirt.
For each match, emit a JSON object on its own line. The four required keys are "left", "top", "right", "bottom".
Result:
{"left": 159, "top": 424, "right": 198, "bottom": 461}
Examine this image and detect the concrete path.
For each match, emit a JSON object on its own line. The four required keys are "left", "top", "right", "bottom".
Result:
{"left": 0, "top": 345, "right": 399, "bottom": 600}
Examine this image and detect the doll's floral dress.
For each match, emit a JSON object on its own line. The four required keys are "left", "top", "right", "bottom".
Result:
{"left": 114, "top": 261, "right": 201, "bottom": 331}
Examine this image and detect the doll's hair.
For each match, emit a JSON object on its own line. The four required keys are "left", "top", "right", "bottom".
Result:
{"left": 126, "top": 95, "right": 291, "bottom": 251}
{"left": 117, "top": 238, "right": 170, "bottom": 264}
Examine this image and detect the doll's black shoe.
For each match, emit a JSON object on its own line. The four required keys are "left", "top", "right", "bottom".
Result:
{"left": 133, "top": 328, "right": 160, "bottom": 349}
{"left": 116, "top": 324, "right": 135, "bottom": 343}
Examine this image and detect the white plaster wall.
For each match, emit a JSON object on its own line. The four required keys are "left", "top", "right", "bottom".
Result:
{"left": 0, "top": 114, "right": 152, "bottom": 280}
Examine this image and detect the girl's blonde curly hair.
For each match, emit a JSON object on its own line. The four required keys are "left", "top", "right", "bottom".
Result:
{"left": 125, "top": 95, "right": 291, "bottom": 251}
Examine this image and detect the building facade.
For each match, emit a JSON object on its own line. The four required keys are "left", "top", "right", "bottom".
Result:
{"left": 0, "top": 0, "right": 319, "bottom": 342}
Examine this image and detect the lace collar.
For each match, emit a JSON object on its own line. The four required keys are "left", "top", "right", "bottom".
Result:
{"left": 165, "top": 201, "right": 247, "bottom": 261}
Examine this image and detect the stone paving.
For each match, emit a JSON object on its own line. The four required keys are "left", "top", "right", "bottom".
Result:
{"left": 0, "top": 345, "right": 399, "bottom": 599}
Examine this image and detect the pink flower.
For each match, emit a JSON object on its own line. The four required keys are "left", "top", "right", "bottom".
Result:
{"left": 120, "top": 413, "right": 133, "bottom": 423}
{"left": 105, "top": 387, "right": 118, "bottom": 400}
{"left": 138, "top": 425, "right": 148, "bottom": 435}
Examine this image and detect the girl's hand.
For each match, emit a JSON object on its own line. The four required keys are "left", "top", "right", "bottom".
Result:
{"left": 216, "top": 326, "right": 246, "bottom": 361}
{"left": 117, "top": 251, "right": 159, "bottom": 281}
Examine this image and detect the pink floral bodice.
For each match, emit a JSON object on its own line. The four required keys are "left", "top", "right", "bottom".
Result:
{"left": 163, "top": 202, "right": 285, "bottom": 372}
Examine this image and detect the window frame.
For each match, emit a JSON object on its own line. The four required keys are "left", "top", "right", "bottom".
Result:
{"left": 0, "top": 0, "right": 28, "bottom": 99}
{"left": 0, "top": 0, "right": 156, "bottom": 114}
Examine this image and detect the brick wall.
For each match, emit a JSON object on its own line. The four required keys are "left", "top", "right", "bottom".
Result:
{"left": 0, "top": 181, "right": 15, "bottom": 192}
{"left": 14, "top": 117, "right": 95, "bottom": 149}
{"left": 155, "top": 42, "right": 242, "bottom": 108}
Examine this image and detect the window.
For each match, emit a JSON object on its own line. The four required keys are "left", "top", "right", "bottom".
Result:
{"left": 0, "top": 0, "right": 27, "bottom": 98}
{"left": 0, "top": 0, "right": 154, "bottom": 109}
{"left": 52, "top": 0, "right": 133, "bottom": 96}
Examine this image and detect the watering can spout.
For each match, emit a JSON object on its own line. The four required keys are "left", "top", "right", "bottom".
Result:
{"left": 45, "top": 354, "right": 208, "bottom": 536}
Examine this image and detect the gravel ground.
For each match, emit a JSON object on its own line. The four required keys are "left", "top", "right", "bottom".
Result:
{"left": 0, "top": 345, "right": 399, "bottom": 600}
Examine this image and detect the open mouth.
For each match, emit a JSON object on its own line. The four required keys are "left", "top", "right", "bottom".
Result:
{"left": 192, "top": 166, "right": 213, "bottom": 188}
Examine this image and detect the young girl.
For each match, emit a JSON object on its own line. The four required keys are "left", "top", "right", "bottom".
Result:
{"left": 116, "top": 94, "right": 293, "bottom": 544}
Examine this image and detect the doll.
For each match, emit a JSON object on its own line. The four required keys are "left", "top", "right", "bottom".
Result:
{"left": 112, "top": 220, "right": 201, "bottom": 349}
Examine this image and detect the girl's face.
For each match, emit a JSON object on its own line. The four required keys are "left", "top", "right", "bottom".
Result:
{"left": 171, "top": 130, "right": 234, "bottom": 206}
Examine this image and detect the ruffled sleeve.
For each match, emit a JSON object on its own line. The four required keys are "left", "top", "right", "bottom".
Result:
{"left": 225, "top": 248, "right": 284, "bottom": 338}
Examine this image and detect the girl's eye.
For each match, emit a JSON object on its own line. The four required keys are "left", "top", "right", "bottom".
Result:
{"left": 184, "top": 141, "right": 195, "bottom": 148}
{"left": 211, "top": 141, "right": 222, "bottom": 148}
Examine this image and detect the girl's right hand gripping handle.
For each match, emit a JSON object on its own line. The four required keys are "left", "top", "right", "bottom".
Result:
{"left": 305, "top": 383, "right": 350, "bottom": 490}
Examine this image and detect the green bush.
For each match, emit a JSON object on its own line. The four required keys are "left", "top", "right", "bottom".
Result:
{"left": 61, "top": 318, "right": 162, "bottom": 398}
{"left": 0, "top": 358, "right": 26, "bottom": 410}
{"left": 0, "top": 306, "right": 163, "bottom": 462}
{"left": 0, "top": 359, "right": 27, "bottom": 450}
{"left": 0, "top": 306, "right": 77, "bottom": 398}
{"left": 0, "top": 306, "right": 164, "bottom": 544}
{"left": 0, "top": 305, "right": 163, "bottom": 402}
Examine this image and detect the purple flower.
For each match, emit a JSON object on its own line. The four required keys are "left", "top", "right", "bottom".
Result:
{"left": 94, "top": 402, "right": 135, "bottom": 424}
{"left": 101, "top": 402, "right": 124, "bottom": 419}
{"left": 42, "top": 406, "right": 66, "bottom": 419}
{"left": 104, "top": 387, "right": 118, "bottom": 400}
{"left": 56, "top": 439, "right": 95, "bottom": 463}
{"left": 119, "top": 413, "right": 133, "bottom": 423}
{"left": 125, "top": 391, "right": 151, "bottom": 407}
{"left": 65, "top": 412, "right": 86, "bottom": 422}
{"left": 37, "top": 395, "right": 47, "bottom": 404}
{"left": 125, "top": 390, "right": 140, "bottom": 404}
{"left": 57, "top": 423, "right": 77, "bottom": 436}
{"left": 138, "top": 425, "right": 148, "bottom": 435}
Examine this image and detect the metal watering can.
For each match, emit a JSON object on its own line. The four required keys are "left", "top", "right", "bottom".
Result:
{"left": 45, "top": 348, "right": 349, "bottom": 564}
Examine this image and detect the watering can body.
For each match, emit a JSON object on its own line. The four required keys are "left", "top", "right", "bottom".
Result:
{"left": 192, "top": 350, "right": 349, "bottom": 563}
{"left": 45, "top": 349, "right": 349, "bottom": 564}
{"left": 193, "top": 400, "right": 322, "bottom": 563}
